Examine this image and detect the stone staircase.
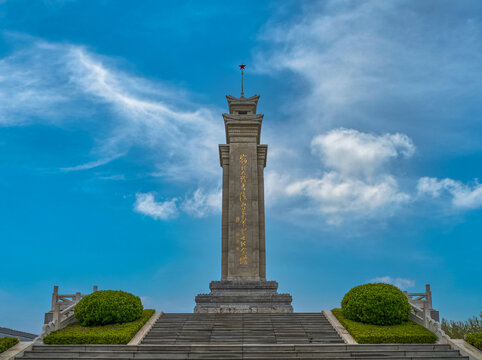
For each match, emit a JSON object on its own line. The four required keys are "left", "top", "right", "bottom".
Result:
{"left": 15, "top": 312, "right": 469, "bottom": 359}
{"left": 142, "top": 312, "right": 343, "bottom": 344}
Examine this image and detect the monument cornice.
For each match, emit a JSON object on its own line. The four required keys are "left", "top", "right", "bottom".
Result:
{"left": 257, "top": 144, "right": 268, "bottom": 168}
{"left": 223, "top": 114, "right": 264, "bottom": 144}
{"left": 219, "top": 144, "right": 230, "bottom": 167}
{"left": 222, "top": 113, "right": 264, "bottom": 122}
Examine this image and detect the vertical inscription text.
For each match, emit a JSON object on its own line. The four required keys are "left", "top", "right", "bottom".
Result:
{"left": 236, "top": 154, "right": 248, "bottom": 265}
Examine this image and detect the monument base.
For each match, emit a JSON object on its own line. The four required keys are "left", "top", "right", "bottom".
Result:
{"left": 194, "top": 280, "right": 293, "bottom": 313}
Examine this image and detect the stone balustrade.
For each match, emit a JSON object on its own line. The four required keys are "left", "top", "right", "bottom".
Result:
{"left": 404, "top": 284, "right": 480, "bottom": 360}
{"left": 37, "top": 285, "right": 97, "bottom": 342}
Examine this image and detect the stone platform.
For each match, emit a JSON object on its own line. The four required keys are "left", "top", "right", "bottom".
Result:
{"left": 194, "top": 281, "right": 293, "bottom": 313}
{"left": 16, "top": 313, "right": 469, "bottom": 359}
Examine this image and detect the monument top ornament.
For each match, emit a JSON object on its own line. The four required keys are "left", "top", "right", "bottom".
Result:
{"left": 239, "top": 64, "right": 246, "bottom": 97}
{"left": 194, "top": 66, "right": 293, "bottom": 313}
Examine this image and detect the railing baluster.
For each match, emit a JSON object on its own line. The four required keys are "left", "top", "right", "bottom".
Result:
{"left": 51, "top": 285, "right": 59, "bottom": 311}
{"left": 54, "top": 302, "right": 61, "bottom": 330}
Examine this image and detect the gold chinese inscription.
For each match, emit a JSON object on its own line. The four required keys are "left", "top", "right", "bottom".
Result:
{"left": 235, "top": 153, "right": 248, "bottom": 265}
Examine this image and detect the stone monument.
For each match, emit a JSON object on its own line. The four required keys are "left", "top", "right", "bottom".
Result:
{"left": 194, "top": 92, "right": 293, "bottom": 313}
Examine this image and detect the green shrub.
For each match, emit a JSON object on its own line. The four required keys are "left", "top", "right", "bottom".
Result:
{"left": 442, "top": 312, "right": 482, "bottom": 339}
{"left": 44, "top": 309, "right": 154, "bottom": 344}
{"left": 341, "top": 283, "right": 412, "bottom": 325}
{"left": 465, "top": 332, "right": 482, "bottom": 350}
{"left": 0, "top": 337, "right": 19, "bottom": 353}
{"left": 332, "top": 308, "right": 437, "bottom": 344}
{"left": 74, "top": 290, "right": 143, "bottom": 326}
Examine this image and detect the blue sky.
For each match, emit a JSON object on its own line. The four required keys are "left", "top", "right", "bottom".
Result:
{"left": 1, "top": 0, "right": 481, "bottom": 333}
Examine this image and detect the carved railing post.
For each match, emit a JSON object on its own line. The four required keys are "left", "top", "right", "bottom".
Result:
{"left": 51, "top": 285, "right": 59, "bottom": 311}
{"left": 426, "top": 284, "right": 432, "bottom": 309}
{"left": 53, "top": 303, "right": 61, "bottom": 330}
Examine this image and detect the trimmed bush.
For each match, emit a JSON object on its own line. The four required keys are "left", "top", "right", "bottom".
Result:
{"left": 75, "top": 290, "right": 143, "bottom": 326}
{"left": 44, "top": 309, "right": 154, "bottom": 344}
{"left": 332, "top": 308, "right": 437, "bottom": 344}
{"left": 465, "top": 332, "right": 482, "bottom": 350}
{"left": 341, "top": 283, "right": 411, "bottom": 325}
{"left": 0, "top": 337, "right": 19, "bottom": 353}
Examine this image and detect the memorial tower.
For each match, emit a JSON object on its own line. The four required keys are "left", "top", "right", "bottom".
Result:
{"left": 194, "top": 88, "right": 293, "bottom": 313}
{"left": 220, "top": 94, "right": 266, "bottom": 281}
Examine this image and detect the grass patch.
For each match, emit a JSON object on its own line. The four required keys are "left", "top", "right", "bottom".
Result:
{"left": 44, "top": 309, "right": 155, "bottom": 344}
{"left": 0, "top": 337, "right": 19, "bottom": 353}
{"left": 465, "top": 332, "right": 482, "bottom": 350}
{"left": 332, "top": 308, "right": 437, "bottom": 344}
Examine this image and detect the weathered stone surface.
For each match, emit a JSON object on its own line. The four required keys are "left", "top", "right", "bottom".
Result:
{"left": 194, "top": 281, "right": 293, "bottom": 314}
{"left": 221, "top": 96, "right": 266, "bottom": 281}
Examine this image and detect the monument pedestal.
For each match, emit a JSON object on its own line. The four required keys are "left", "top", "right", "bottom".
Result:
{"left": 194, "top": 281, "right": 293, "bottom": 313}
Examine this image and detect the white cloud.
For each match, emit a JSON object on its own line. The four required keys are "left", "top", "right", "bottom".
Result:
{"left": 269, "top": 128, "right": 412, "bottom": 223}
{"left": 311, "top": 128, "right": 414, "bottom": 178}
{"left": 181, "top": 187, "right": 222, "bottom": 218}
{"left": 370, "top": 276, "right": 415, "bottom": 290}
{"left": 134, "top": 188, "right": 222, "bottom": 221}
{"left": 134, "top": 193, "right": 178, "bottom": 220}
{"left": 264, "top": 170, "right": 294, "bottom": 204}
{"left": 418, "top": 177, "right": 482, "bottom": 209}
{"left": 286, "top": 172, "right": 409, "bottom": 215}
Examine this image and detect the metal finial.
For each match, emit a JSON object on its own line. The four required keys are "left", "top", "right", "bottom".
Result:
{"left": 239, "top": 64, "right": 246, "bottom": 97}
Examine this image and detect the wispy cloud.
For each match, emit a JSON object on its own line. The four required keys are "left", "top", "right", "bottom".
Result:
{"left": 256, "top": 1, "right": 482, "bottom": 151}
{"left": 181, "top": 187, "right": 222, "bottom": 218}
{"left": 0, "top": 40, "right": 75, "bottom": 126}
{"left": 370, "top": 276, "right": 415, "bottom": 290}
{"left": 134, "top": 193, "right": 178, "bottom": 220}
{"left": 0, "top": 35, "right": 224, "bottom": 220}
{"left": 134, "top": 188, "right": 222, "bottom": 221}
{"left": 418, "top": 177, "right": 482, "bottom": 209}
{"left": 60, "top": 155, "right": 123, "bottom": 172}
{"left": 253, "top": 1, "right": 482, "bottom": 224}
{"left": 65, "top": 47, "right": 224, "bottom": 179}
{"left": 0, "top": 35, "right": 224, "bottom": 181}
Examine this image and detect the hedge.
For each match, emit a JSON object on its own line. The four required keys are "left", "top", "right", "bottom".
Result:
{"left": 332, "top": 308, "right": 437, "bottom": 344}
{"left": 0, "top": 337, "right": 19, "bottom": 353}
{"left": 465, "top": 332, "right": 482, "bottom": 350}
{"left": 75, "top": 290, "right": 143, "bottom": 326}
{"left": 44, "top": 309, "right": 155, "bottom": 344}
{"left": 341, "top": 283, "right": 412, "bottom": 325}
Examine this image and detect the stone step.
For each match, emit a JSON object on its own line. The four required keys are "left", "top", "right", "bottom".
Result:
{"left": 28, "top": 344, "right": 454, "bottom": 351}
{"left": 18, "top": 351, "right": 469, "bottom": 360}
{"left": 18, "top": 344, "right": 467, "bottom": 359}
{"left": 142, "top": 312, "right": 344, "bottom": 345}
